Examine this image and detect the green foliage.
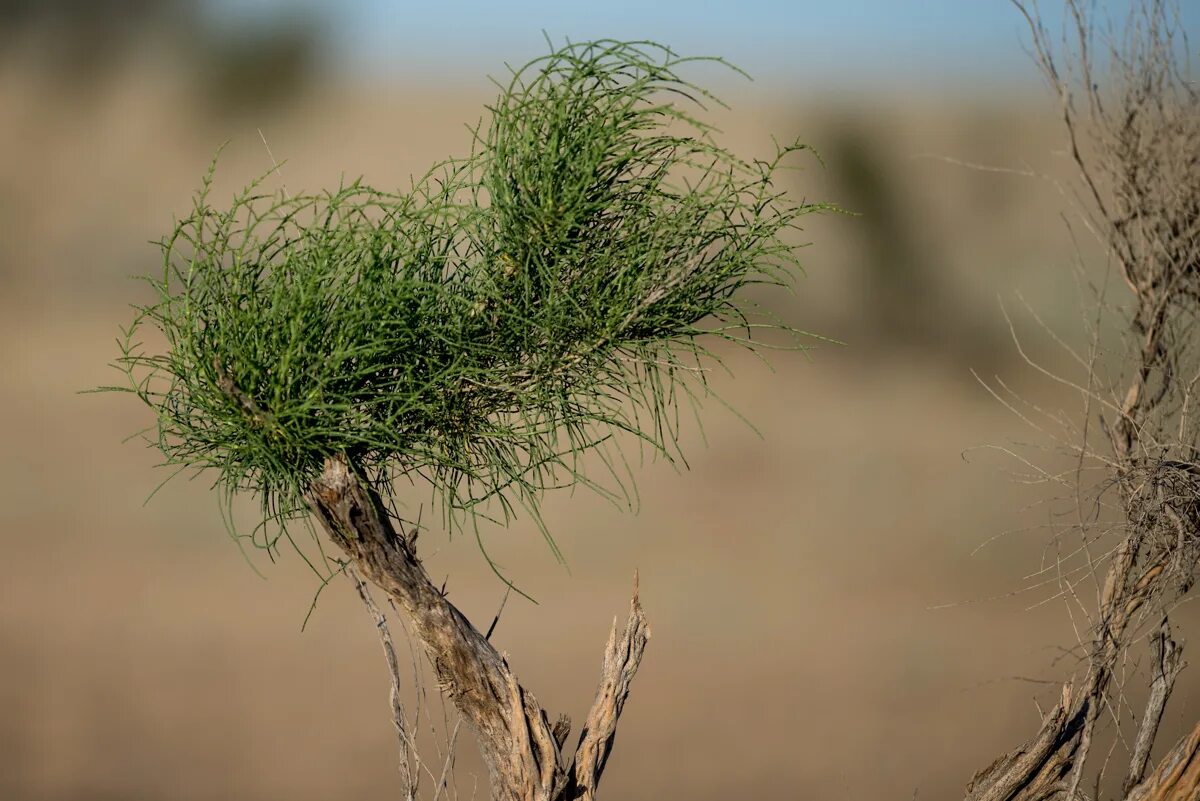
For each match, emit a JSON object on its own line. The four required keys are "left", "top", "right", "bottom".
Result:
{"left": 109, "top": 40, "right": 823, "bottom": 561}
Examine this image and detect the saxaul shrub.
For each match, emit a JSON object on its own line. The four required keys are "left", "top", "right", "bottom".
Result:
{"left": 104, "top": 38, "right": 826, "bottom": 801}
{"left": 110, "top": 40, "right": 823, "bottom": 563}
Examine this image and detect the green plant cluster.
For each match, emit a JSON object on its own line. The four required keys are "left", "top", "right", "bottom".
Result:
{"left": 111, "top": 40, "right": 822, "bottom": 559}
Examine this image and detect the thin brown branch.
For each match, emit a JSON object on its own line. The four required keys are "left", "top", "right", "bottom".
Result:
{"left": 349, "top": 566, "right": 419, "bottom": 800}
{"left": 432, "top": 718, "right": 465, "bottom": 801}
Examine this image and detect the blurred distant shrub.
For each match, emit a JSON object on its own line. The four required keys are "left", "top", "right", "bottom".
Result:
{"left": 826, "top": 122, "right": 940, "bottom": 342}
{"left": 0, "top": 0, "right": 322, "bottom": 113}
{"left": 189, "top": 15, "right": 321, "bottom": 115}
{"left": 817, "top": 116, "right": 1003, "bottom": 364}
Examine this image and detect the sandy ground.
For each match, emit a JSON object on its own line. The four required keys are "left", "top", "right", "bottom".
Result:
{"left": 2, "top": 66, "right": 1193, "bottom": 800}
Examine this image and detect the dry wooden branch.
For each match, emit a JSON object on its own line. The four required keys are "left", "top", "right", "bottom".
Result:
{"left": 349, "top": 567, "right": 419, "bottom": 799}
{"left": 561, "top": 581, "right": 650, "bottom": 801}
{"left": 305, "top": 454, "right": 650, "bottom": 801}
{"left": 966, "top": 684, "right": 1087, "bottom": 801}
{"left": 1125, "top": 620, "right": 1185, "bottom": 794}
{"left": 1126, "top": 720, "right": 1200, "bottom": 801}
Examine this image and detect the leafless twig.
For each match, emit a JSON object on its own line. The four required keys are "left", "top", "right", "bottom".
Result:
{"left": 349, "top": 566, "right": 419, "bottom": 800}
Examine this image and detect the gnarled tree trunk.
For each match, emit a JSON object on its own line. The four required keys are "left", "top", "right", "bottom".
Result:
{"left": 305, "top": 454, "right": 649, "bottom": 801}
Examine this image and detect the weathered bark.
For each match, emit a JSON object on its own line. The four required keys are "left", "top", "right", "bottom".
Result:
{"left": 561, "top": 585, "right": 649, "bottom": 801}
{"left": 965, "top": 685, "right": 1087, "bottom": 801}
{"left": 1125, "top": 621, "right": 1185, "bottom": 795}
{"left": 305, "top": 454, "right": 649, "bottom": 801}
{"left": 1126, "top": 721, "right": 1200, "bottom": 801}
{"left": 963, "top": 558, "right": 1178, "bottom": 801}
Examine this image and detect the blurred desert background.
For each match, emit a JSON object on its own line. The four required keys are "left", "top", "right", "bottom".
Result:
{"left": 3, "top": 2, "right": 1199, "bottom": 799}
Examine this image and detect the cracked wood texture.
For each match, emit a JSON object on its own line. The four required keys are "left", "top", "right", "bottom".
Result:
{"left": 966, "top": 696, "right": 1200, "bottom": 801}
{"left": 305, "top": 455, "right": 649, "bottom": 801}
{"left": 1126, "top": 721, "right": 1200, "bottom": 801}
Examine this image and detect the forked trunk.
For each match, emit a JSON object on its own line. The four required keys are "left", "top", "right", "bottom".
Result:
{"left": 305, "top": 455, "right": 649, "bottom": 801}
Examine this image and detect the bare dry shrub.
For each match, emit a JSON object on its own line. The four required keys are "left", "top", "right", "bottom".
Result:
{"left": 966, "top": 2, "right": 1200, "bottom": 799}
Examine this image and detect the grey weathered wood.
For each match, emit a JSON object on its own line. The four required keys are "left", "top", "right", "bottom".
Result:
{"left": 1125, "top": 621, "right": 1184, "bottom": 795}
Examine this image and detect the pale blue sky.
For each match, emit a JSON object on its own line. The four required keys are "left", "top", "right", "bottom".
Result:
{"left": 207, "top": 1, "right": 1199, "bottom": 91}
